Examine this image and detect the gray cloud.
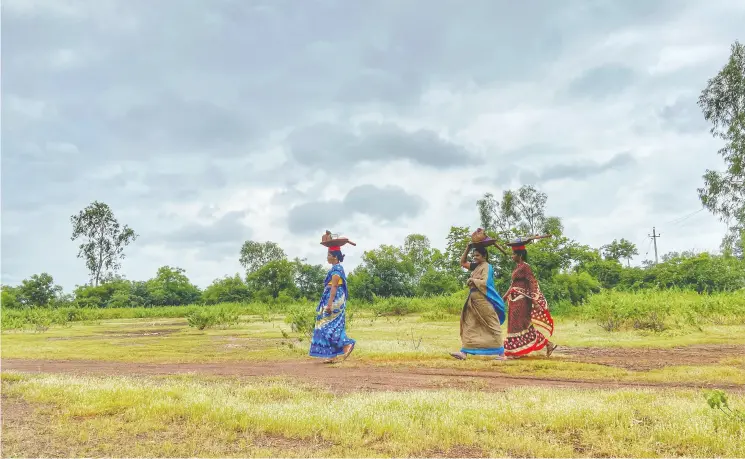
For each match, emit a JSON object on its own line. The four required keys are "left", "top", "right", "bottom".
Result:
{"left": 140, "top": 165, "right": 229, "bottom": 202}
{"left": 169, "top": 211, "right": 249, "bottom": 246}
{"left": 287, "top": 185, "right": 425, "bottom": 234}
{"left": 344, "top": 184, "right": 423, "bottom": 220}
{"left": 650, "top": 190, "right": 699, "bottom": 214}
{"left": 112, "top": 96, "right": 255, "bottom": 155}
{"left": 659, "top": 97, "right": 708, "bottom": 134}
{"left": 541, "top": 153, "right": 636, "bottom": 180}
{"left": 534, "top": 152, "right": 637, "bottom": 182}
{"left": 0, "top": 0, "right": 738, "bottom": 289}
{"left": 565, "top": 64, "right": 636, "bottom": 99}
{"left": 137, "top": 210, "right": 250, "bottom": 262}
{"left": 287, "top": 122, "right": 474, "bottom": 169}
{"left": 286, "top": 202, "right": 330, "bottom": 235}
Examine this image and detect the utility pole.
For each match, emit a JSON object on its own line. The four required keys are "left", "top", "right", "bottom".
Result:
{"left": 648, "top": 227, "right": 661, "bottom": 265}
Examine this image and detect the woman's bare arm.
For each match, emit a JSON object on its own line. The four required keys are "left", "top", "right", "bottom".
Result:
{"left": 460, "top": 243, "right": 471, "bottom": 269}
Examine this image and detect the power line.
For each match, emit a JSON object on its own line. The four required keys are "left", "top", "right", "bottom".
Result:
{"left": 643, "top": 237, "right": 653, "bottom": 257}
{"left": 664, "top": 208, "right": 705, "bottom": 225}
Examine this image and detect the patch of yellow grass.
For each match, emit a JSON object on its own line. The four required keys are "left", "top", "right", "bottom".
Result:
{"left": 3, "top": 372, "right": 743, "bottom": 457}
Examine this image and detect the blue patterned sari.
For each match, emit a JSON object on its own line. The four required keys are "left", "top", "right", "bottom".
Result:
{"left": 309, "top": 264, "right": 356, "bottom": 359}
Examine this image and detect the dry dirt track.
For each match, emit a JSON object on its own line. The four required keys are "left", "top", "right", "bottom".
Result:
{"left": 3, "top": 343, "right": 744, "bottom": 394}
{"left": 559, "top": 344, "right": 745, "bottom": 370}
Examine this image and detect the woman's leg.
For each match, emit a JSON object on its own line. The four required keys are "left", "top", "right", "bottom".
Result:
{"left": 342, "top": 343, "right": 355, "bottom": 360}
{"left": 546, "top": 341, "right": 558, "bottom": 357}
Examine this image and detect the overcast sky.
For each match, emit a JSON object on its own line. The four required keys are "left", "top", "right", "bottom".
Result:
{"left": 2, "top": 0, "right": 742, "bottom": 290}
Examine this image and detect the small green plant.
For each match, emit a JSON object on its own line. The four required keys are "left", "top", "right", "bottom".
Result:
{"left": 28, "top": 309, "right": 52, "bottom": 333}
{"left": 598, "top": 315, "right": 622, "bottom": 332}
{"left": 705, "top": 390, "right": 745, "bottom": 422}
{"left": 284, "top": 306, "right": 315, "bottom": 338}
{"left": 421, "top": 310, "right": 456, "bottom": 322}
{"left": 396, "top": 328, "right": 423, "bottom": 350}
{"left": 633, "top": 311, "right": 667, "bottom": 332}
{"left": 186, "top": 308, "right": 213, "bottom": 330}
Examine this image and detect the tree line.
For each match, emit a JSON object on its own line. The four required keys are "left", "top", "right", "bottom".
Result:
{"left": 3, "top": 184, "right": 744, "bottom": 311}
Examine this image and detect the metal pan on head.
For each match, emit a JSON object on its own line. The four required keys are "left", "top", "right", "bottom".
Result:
{"left": 471, "top": 237, "right": 499, "bottom": 249}
{"left": 321, "top": 238, "right": 357, "bottom": 248}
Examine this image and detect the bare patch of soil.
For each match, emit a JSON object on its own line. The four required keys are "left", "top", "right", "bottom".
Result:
{"left": 557, "top": 344, "right": 745, "bottom": 370}
{"left": 215, "top": 336, "right": 302, "bottom": 351}
{"left": 46, "top": 328, "right": 181, "bottom": 341}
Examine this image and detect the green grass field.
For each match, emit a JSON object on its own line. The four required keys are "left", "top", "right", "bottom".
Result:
{"left": 2, "top": 289, "right": 744, "bottom": 457}
{"left": 3, "top": 372, "right": 744, "bottom": 457}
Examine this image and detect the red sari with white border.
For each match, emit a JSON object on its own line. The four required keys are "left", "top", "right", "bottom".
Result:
{"left": 504, "top": 262, "right": 554, "bottom": 356}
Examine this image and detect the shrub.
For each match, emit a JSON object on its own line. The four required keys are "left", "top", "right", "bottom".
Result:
{"left": 552, "top": 272, "right": 601, "bottom": 305}
{"left": 284, "top": 305, "right": 315, "bottom": 338}
{"left": 186, "top": 306, "right": 240, "bottom": 330}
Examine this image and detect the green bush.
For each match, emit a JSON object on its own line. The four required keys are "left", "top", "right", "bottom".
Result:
{"left": 577, "top": 289, "right": 745, "bottom": 332}
{"left": 186, "top": 306, "right": 240, "bottom": 330}
{"left": 552, "top": 272, "right": 602, "bottom": 305}
{"left": 284, "top": 305, "right": 315, "bottom": 338}
{"left": 202, "top": 274, "right": 251, "bottom": 305}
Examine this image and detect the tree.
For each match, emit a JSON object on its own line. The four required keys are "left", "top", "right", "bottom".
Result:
{"left": 477, "top": 186, "right": 556, "bottom": 238}
{"left": 146, "top": 266, "right": 201, "bottom": 306}
{"left": 542, "top": 216, "right": 565, "bottom": 237}
{"left": 722, "top": 227, "right": 744, "bottom": 259}
{"left": 246, "top": 259, "right": 298, "bottom": 300}
{"left": 202, "top": 274, "right": 252, "bottom": 305}
{"left": 601, "top": 239, "right": 639, "bottom": 267}
{"left": 698, "top": 40, "right": 745, "bottom": 252}
{"left": 239, "top": 241, "right": 287, "bottom": 276}
{"left": 18, "top": 273, "right": 63, "bottom": 307}
{"left": 70, "top": 201, "right": 138, "bottom": 286}
{"left": 478, "top": 192, "right": 515, "bottom": 235}
{"left": 402, "top": 234, "right": 433, "bottom": 280}
{"left": 444, "top": 226, "right": 471, "bottom": 278}
{"left": 74, "top": 278, "right": 141, "bottom": 309}
{"left": 352, "top": 245, "right": 416, "bottom": 298}
{"left": 417, "top": 269, "right": 460, "bottom": 296}
{"left": 1, "top": 285, "right": 21, "bottom": 309}
{"left": 293, "top": 258, "right": 326, "bottom": 300}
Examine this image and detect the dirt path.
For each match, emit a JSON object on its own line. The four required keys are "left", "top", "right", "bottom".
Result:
{"left": 559, "top": 344, "right": 745, "bottom": 370}
{"left": 3, "top": 355, "right": 742, "bottom": 393}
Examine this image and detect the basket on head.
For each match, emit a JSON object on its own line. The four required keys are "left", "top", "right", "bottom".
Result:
{"left": 471, "top": 228, "right": 487, "bottom": 243}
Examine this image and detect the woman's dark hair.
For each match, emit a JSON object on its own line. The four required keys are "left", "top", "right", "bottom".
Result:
{"left": 513, "top": 249, "right": 528, "bottom": 262}
{"left": 472, "top": 246, "right": 489, "bottom": 262}
{"left": 329, "top": 250, "right": 345, "bottom": 262}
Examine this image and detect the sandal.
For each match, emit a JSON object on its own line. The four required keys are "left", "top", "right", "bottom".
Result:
{"left": 342, "top": 343, "right": 356, "bottom": 361}
{"left": 449, "top": 352, "right": 467, "bottom": 360}
{"left": 546, "top": 343, "right": 558, "bottom": 358}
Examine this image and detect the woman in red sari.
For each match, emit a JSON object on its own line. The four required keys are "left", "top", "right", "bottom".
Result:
{"left": 503, "top": 239, "right": 557, "bottom": 358}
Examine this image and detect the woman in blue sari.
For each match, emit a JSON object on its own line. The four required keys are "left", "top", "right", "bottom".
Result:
{"left": 450, "top": 244, "right": 507, "bottom": 361}
{"left": 309, "top": 245, "right": 356, "bottom": 363}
